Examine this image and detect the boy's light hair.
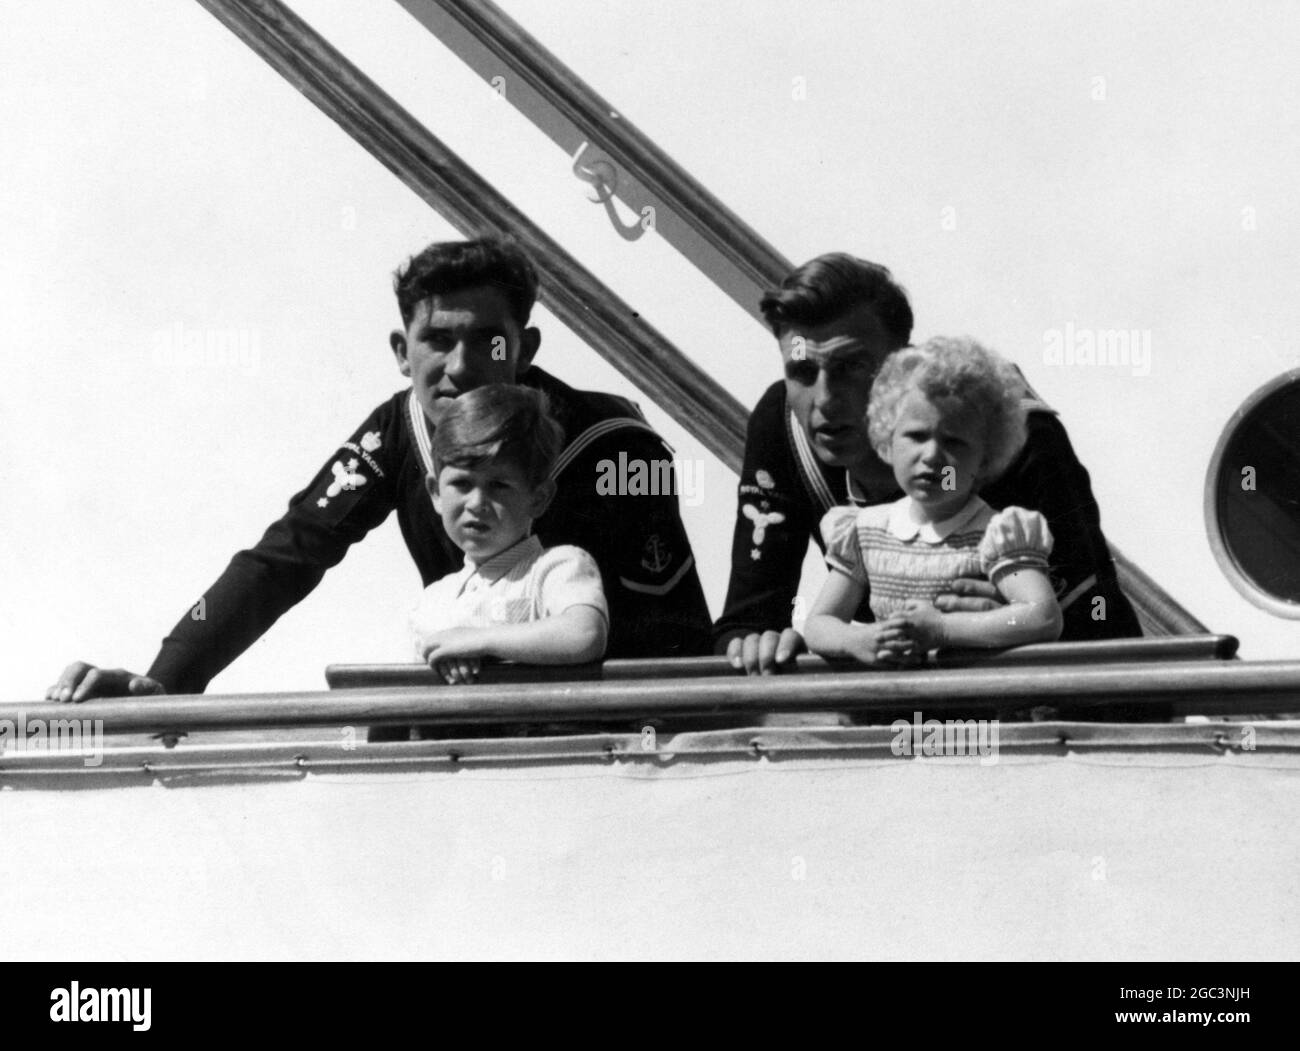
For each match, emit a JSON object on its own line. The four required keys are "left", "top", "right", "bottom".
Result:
{"left": 868, "top": 337, "right": 1028, "bottom": 485}
{"left": 431, "top": 384, "right": 563, "bottom": 488}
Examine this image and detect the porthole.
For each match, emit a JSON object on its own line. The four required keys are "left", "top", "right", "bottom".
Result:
{"left": 1204, "top": 369, "right": 1300, "bottom": 618}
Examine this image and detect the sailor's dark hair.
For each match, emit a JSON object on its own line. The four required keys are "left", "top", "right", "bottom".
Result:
{"left": 430, "top": 384, "right": 563, "bottom": 489}
{"left": 759, "top": 252, "right": 913, "bottom": 346}
{"left": 394, "top": 237, "right": 540, "bottom": 328}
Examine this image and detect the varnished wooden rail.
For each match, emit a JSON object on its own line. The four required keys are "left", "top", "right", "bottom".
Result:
{"left": 9, "top": 655, "right": 1297, "bottom": 734}
{"left": 325, "top": 634, "right": 1239, "bottom": 689}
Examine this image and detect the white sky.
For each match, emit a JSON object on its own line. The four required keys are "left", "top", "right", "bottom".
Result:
{"left": 2, "top": 0, "right": 1296, "bottom": 701}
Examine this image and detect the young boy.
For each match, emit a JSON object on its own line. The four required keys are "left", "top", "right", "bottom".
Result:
{"left": 411, "top": 384, "right": 608, "bottom": 684}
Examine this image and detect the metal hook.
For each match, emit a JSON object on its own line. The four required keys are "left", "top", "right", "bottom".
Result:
{"left": 572, "top": 143, "right": 646, "bottom": 242}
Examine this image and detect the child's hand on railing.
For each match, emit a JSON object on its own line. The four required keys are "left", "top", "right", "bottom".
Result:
{"left": 844, "top": 621, "right": 924, "bottom": 667}
{"left": 431, "top": 658, "right": 481, "bottom": 685}
{"left": 421, "top": 628, "right": 487, "bottom": 685}
{"left": 881, "top": 602, "right": 948, "bottom": 655}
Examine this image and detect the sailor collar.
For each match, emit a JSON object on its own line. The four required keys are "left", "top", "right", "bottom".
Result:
{"left": 461, "top": 534, "right": 543, "bottom": 585}
{"left": 886, "top": 495, "right": 990, "bottom": 543}
{"left": 846, "top": 470, "right": 892, "bottom": 507}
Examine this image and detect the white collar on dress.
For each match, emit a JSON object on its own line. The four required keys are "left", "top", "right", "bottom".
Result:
{"left": 886, "top": 495, "right": 990, "bottom": 543}
{"left": 462, "top": 534, "right": 543, "bottom": 583}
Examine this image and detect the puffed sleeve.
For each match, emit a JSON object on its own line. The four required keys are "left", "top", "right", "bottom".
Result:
{"left": 820, "top": 507, "right": 868, "bottom": 585}
{"left": 538, "top": 545, "right": 611, "bottom": 628}
{"left": 979, "top": 507, "right": 1054, "bottom": 581}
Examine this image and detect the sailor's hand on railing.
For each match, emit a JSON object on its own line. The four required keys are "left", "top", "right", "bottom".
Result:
{"left": 934, "top": 577, "right": 1005, "bottom": 613}
{"left": 726, "top": 628, "right": 805, "bottom": 676}
{"left": 45, "top": 662, "right": 166, "bottom": 703}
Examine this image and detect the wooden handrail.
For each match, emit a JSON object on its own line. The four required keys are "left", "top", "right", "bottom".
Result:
{"left": 932, "top": 633, "right": 1236, "bottom": 666}
{"left": 10, "top": 658, "right": 1299, "bottom": 733}
{"left": 325, "top": 634, "right": 1240, "bottom": 689}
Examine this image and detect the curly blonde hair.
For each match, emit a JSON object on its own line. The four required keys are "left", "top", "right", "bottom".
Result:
{"left": 867, "top": 336, "right": 1028, "bottom": 484}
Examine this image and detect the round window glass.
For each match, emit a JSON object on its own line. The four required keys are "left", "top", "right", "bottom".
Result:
{"left": 1205, "top": 369, "right": 1300, "bottom": 618}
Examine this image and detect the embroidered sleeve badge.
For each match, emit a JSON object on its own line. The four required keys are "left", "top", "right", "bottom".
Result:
{"left": 316, "top": 459, "right": 368, "bottom": 509}
{"left": 619, "top": 533, "right": 695, "bottom": 596}
{"left": 742, "top": 502, "right": 786, "bottom": 559}
{"left": 641, "top": 534, "right": 672, "bottom": 574}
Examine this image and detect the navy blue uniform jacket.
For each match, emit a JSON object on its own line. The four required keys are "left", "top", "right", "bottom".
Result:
{"left": 148, "top": 367, "right": 711, "bottom": 694}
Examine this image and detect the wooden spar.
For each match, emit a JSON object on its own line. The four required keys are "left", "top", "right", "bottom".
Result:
{"left": 392, "top": 0, "right": 1209, "bottom": 635}
{"left": 1121, "top": 555, "right": 1216, "bottom": 636}
{"left": 200, "top": 0, "right": 1200, "bottom": 628}
{"left": 11, "top": 659, "right": 1300, "bottom": 733}
{"left": 325, "top": 634, "right": 1241, "bottom": 689}
{"left": 193, "top": 0, "right": 746, "bottom": 470}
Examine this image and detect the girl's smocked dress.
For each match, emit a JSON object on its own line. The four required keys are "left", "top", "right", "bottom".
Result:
{"left": 820, "top": 496, "right": 1055, "bottom": 621}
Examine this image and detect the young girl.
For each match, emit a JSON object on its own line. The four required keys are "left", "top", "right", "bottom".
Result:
{"left": 410, "top": 384, "right": 608, "bottom": 684}
{"left": 804, "top": 337, "right": 1063, "bottom": 664}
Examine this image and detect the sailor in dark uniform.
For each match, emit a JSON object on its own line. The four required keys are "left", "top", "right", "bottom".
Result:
{"left": 715, "top": 252, "right": 1141, "bottom": 675}
{"left": 50, "top": 238, "right": 711, "bottom": 702}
